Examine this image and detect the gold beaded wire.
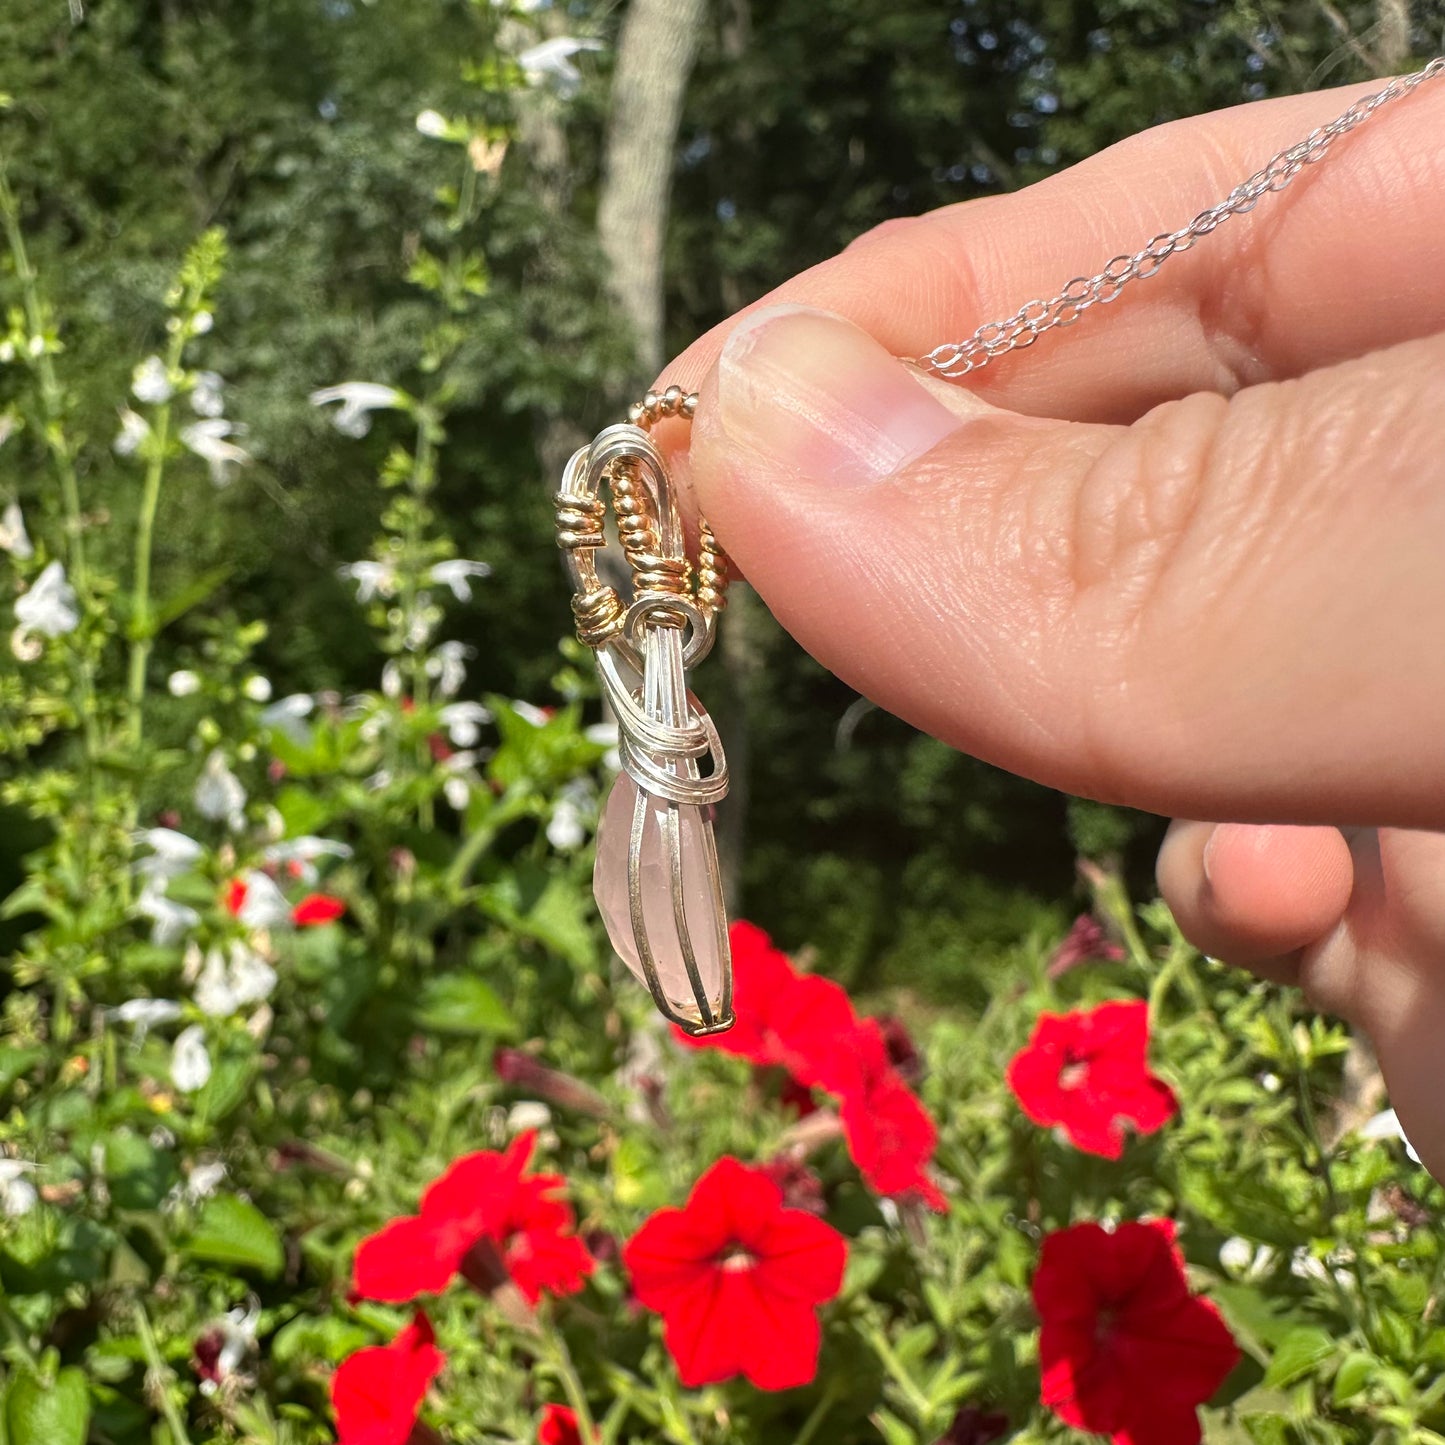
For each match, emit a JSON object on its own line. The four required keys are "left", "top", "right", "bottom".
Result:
{"left": 555, "top": 389, "right": 728, "bottom": 651}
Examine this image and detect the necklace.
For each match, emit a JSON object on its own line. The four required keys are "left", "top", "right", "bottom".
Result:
{"left": 554, "top": 58, "right": 1443, "bottom": 1036}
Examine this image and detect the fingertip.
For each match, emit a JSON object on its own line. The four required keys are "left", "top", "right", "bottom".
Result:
{"left": 1159, "top": 821, "right": 1354, "bottom": 972}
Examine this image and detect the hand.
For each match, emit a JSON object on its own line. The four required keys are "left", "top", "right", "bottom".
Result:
{"left": 653, "top": 76, "right": 1445, "bottom": 1178}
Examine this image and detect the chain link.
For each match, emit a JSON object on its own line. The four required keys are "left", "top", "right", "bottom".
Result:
{"left": 917, "top": 57, "right": 1445, "bottom": 379}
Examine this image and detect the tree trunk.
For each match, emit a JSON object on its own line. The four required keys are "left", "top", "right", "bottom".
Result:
{"left": 596, "top": 0, "right": 708, "bottom": 377}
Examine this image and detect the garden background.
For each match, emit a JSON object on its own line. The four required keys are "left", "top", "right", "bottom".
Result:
{"left": 0, "top": 2, "right": 1442, "bottom": 1444}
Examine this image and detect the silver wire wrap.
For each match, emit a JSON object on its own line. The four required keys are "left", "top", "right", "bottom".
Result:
{"left": 918, "top": 57, "right": 1445, "bottom": 379}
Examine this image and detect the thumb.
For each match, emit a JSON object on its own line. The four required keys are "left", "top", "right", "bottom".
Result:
{"left": 685, "top": 305, "right": 1445, "bottom": 827}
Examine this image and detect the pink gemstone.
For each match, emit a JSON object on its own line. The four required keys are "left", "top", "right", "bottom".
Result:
{"left": 594, "top": 771, "right": 728, "bottom": 1025}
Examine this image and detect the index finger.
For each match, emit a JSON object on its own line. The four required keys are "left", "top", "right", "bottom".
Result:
{"left": 657, "top": 69, "right": 1445, "bottom": 426}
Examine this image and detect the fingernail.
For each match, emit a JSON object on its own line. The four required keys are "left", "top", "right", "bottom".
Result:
{"left": 715, "top": 305, "right": 965, "bottom": 487}
{"left": 1201, "top": 827, "right": 1221, "bottom": 886}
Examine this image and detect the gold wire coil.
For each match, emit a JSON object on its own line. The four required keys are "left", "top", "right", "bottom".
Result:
{"left": 553, "top": 390, "right": 730, "bottom": 650}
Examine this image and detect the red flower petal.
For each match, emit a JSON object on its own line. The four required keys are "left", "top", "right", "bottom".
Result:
{"left": 352, "top": 1215, "right": 462, "bottom": 1303}
{"left": 292, "top": 893, "right": 346, "bottom": 926}
{"left": 839, "top": 1073, "right": 946, "bottom": 1207}
{"left": 1034, "top": 1220, "right": 1238, "bottom": 1445}
{"left": 1007, "top": 1001, "right": 1177, "bottom": 1157}
{"left": 538, "top": 1403, "right": 586, "bottom": 1445}
{"left": 332, "top": 1311, "right": 443, "bottom": 1445}
{"left": 225, "top": 879, "right": 247, "bottom": 916}
{"left": 623, "top": 1157, "right": 847, "bottom": 1392}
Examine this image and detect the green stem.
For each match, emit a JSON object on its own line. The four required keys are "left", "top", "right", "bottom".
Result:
{"left": 0, "top": 164, "right": 101, "bottom": 775}
{"left": 794, "top": 1383, "right": 841, "bottom": 1445}
{"left": 544, "top": 1326, "right": 599, "bottom": 1443}
{"left": 0, "top": 166, "right": 89, "bottom": 591}
{"left": 864, "top": 1322, "right": 932, "bottom": 1425}
{"left": 127, "top": 321, "right": 189, "bottom": 745}
{"left": 133, "top": 1302, "right": 195, "bottom": 1445}
{"left": 405, "top": 420, "right": 436, "bottom": 828}
{"left": 1274, "top": 1001, "right": 1376, "bottom": 1344}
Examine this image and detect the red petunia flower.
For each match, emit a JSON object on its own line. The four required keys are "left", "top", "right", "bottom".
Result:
{"left": 1033, "top": 1219, "right": 1239, "bottom": 1445}
{"left": 332, "top": 1311, "right": 444, "bottom": 1445}
{"left": 538, "top": 1403, "right": 590, "bottom": 1445}
{"left": 832, "top": 1021, "right": 947, "bottom": 1207}
{"left": 676, "top": 921, "right": 856, "bottom": 1089}
{"left": 623, "top": 1156, "right": 847, "bottom": 1390}
{"left": 352, "top": 1132, "right": 592, "bottom": 1306}
{"left": 680, "top": 922, "right": 946, "bottom": 1208}
{"left": 292, "top": 893, "right": 346, "bottom": 926}
{"left": 1006, "top": 1000, "right": 1177, "bottom": 1158}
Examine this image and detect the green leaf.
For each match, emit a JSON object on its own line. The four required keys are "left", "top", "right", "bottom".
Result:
{"left": 1177, "top": 1165, "right": 1301, "bottom": 1246}
{"left": 1333, "top": 1352, "right": 1378, "bottom": 1405}
{"left": 140, "top": 564, "right": 234, "bottom": 638}
{"left": 183, "top": 1194, "right": 283, "bottom": 1278}
{"left": 480, "top": 864, "right": 595, "bottom": 969}
{"left": 0, "top": 879, "right": 63, "bottom": 924}
{"left": 0, "top": 1047, "right": 43, "bottom": 1093}
{"left": 1241, "top": 1413, "right": 1292, "bottom": 1445}
{"left": 271, "top": 1314, "right": 372, "bottom": 1366}
{"left": 415, "top": 973, "right": 518, "bottom": 1036}
{"left": 6, "top": 1366, "right": 89, "bottom": 1445}
{"left": 871, "top": 1408, "right": 918, "bottom": 1445}
{"left": 1263, "top": 1326, "right": 1336, "bottom": 1388}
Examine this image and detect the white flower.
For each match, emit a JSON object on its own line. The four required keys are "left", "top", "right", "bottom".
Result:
{"left": 427, "top": 640, "right": 473, "bottom": 697}
{"left": 0, "top": 1160, "right": 37, "bottom": 1218}
{"left": 1219, "top": 1236, "right": 1275, "bottom": 1281}
{"left": 194, "top": 749, "right": 247, "bottom": 829}
{"left": 380, "top": 659, "right": 404, "bottom": 699}
{"left": 198, "top": 1301, "right": 260, "bottom": 1397}
{"left": 180, "top": 418, "right": 250, "bottom": 488}
{"left": 134, "top": 827, "right": 204, "bottom": 882}
{"left": 0, "top": 501, "right": 32, "bottom": 559}
{"left": 506, "top": 1101, "right": 554, "bottom": 1138}
{"left": 518, "top": 36, "right": 606, "bottom": 97}
{"left": 438, "top": 751, "right": 476, "bottom": 811}
{"left": 190, "top": 371, "right": 225, "bottom": 418}
{"left": 242, "top": 675, "right": 272, "bottom": 703}
{"left": 547, "top": 781, "right": 592, "bottom": 851}
{"left": 171, "top": 1025, "right": 212, "bottom": 1092}
{"left": 511, "top": 700, "right": 550, "bottom": 727}
{"left": 168, "top": 669, "right": 201, "bottom": 697}
{"left": 113, "top": 407, "right": 152, "bottom": 457}
{"left": 136, "top": 883, "right": 200, "bottom": 947}
{"left": 263, "top": 835, "right": 351, "bottom": 886}
{"left": 15, "top": 561, "right": 79, "bottom": 637}
{"left": 132, "top": 355, "right": 173, "bottom": 404}
{"left": 585, "top": 719, "right": 622, "bottom": 772}
{"left": 191, "top": 311, "right": 215, "bottom": 336}
{"left": 1360, "top": 1108, "right": 1422, "bottom": 1165}
{"left": 439, "top": 701, "right": 492, "bottom": 748}
{"left": 185, "top": 1160, "right": 227, "bottom": 1202}
{"left": 113, "top": 998, "right": 183, "bottom": 1042}
{"left": 337, "top": 560, "right": 397, "bottom": 603}
{"left": 195, "top": 941, "right": 277, "bottom": 1018}
{"left": 309, "top": 382, "right": 403, "bottom": 438}
{"left": 415, "top": 109, "right": 449, "bottom": 137}
{"left": 233, "top": 871, "right": 291, "bottom": 931}
{"left": 428, "top": 559, "right": 492, "bottom": 601}
{"left": 260, "top": 693, "right": 314, "bottom": 744}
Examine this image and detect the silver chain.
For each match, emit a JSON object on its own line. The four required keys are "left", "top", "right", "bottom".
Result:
{"left": 917, "top": 57, "right": 1445, "bottom": 379}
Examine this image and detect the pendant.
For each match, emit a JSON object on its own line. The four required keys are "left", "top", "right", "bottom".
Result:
{"left": 554, "top": 390, "right": 734, "bottom": 1036}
